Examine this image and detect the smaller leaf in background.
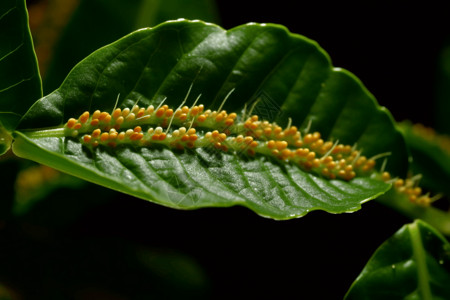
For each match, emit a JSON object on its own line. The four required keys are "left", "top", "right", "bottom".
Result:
{"left": 0, "top": 0, "right": 42, "bottom": 134}
{"left": 0, "top": 284, "right": 20, "bottom": 300}
{"left": 345, "top": 219, "right": 450, "bottom": 300}
{"left": 0, "top": 123, "right": 13, "bottom": 155}
{"left": 398, "top": 121, "right": 450, "bottom": 198}
{"left": 13, "top": 163, "right": 86, "bottom": 216}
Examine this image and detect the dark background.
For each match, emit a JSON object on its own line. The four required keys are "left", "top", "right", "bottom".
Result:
{"left": 217, "top": 2, "right": 450, "bottom": 129}
{"left": 2, "top": 1, "right": 449, "bottom": 299}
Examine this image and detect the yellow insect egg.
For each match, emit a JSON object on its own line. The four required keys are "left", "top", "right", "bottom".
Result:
{"left": 190, "top": 106, "right": 200, "bottom": 116}
{"left": 125, "top": 129, "right": 134, "bottom": 137}
{"left": 181, "top": 106, "right": 190, "bottom": 114}
{"left": 326, "top": 161, "right": 336, "bottom": 170}
{"left": 158, "top": 133, "right": 166, "bottom": 141}
{"left": 306, "top": 152, "right": 316, "bottom": 161}
{"left": 281, "top": 149, "right": 292, "bottom": 159}
{"left": 122, "top": 108, "right": 130, "bottom": 117}
{"left": 146, "top": 105, "right": 154, "bottom": 115}
{"left": 83, "top": 135, "right": 92, "bottom": 143}
{"left": 187, "top": 128, "right": 196, "bottom": 135}
{"left": 79, "top": 111, "right": 90, "bottom": 124}
{"left": 66, "top": 118, "right": 77, "bottom": 129}
{"left": 381, "top": 172, "right": 391, "bottom": 181}
{"left": 235, "top": 135, "right": 244, "bottom": 144}
{"left": 112, "top": 108, "right": 122, "bottom": 119}
{"left": 165, "top": 109, "right": 174, "bottom": 117}
{"left": 92, "top": 129, "right": 101, "bottom": 138}
{"left": 244, "top": 136, "right": 254, "bottom": 145}
{"left": 218, "top": 133, "right": 227, "bottom": 142}
{"left": 215, "top": 114, "right": 224, "bottom": 122}
{"left": 131, "top": 105, "right": 140, "bottom": 114}
{"left": 92, "top": 110, "right": 101, "bottom": 119}
{"left": 97, "top": 112, "right": 108, "bottom": 121}
{"left": 125, "top": 113, "right": 135, "bottom": 122}
{"left": 109, "top": 132, "right": 118, "bottom": 140}
{"left": 275, "top": 141, "right": 288, "bottom": 150}
{"left": 179, "top": 113, "right": 187, "bottom": 121}
{"left": 294, "top": 140, "right": 303, "bottom": 148}
{"left": 303, "top": 133, "right": 313, "bottom": 144}
{"left": 312, "top": 158, "right": 320, "bottom": 168}
{"left": 130, "top": 132, "right": 144, "bottom": 141}
{"left": 197, "top": 114, "right": 207, "bottom": 122}
{"left": 115, "top": 116, "right": 124, "bottom": 126}
{"left": 90, "top": 119, "right": 99, "bottom": 126}
{"left": 137, "top": 108, "right": 146, "bottom": 118}
{"left": 100, "top": 132, "right": 109, "bottom": 142}
{"left": 225, "top": 118, "right": 235, "bottom": 126}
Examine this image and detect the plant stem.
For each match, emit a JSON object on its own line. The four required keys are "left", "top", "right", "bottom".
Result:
{"left": 19, "top": 127, "right": 66, "bottom": 138}
{"left": 409, "top": 221, "right": 432, "bottom": 300}
{"left": 377, "top": 193, "right": 450, "bottom": 236}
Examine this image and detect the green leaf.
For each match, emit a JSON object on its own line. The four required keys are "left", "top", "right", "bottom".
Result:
{"left": 43, "top": 0, "right": 220, "bottom": 94}
{"left": 0, "top": 0, "right": 42, "bottom": 133}
{"left": 13, "top": 20, "right": 404, "bottom": 219}
{"left": 345, "top": 220, "right": 450, "bottom": 300}
{"left": 398, "top": 121, "right": 450, "bottom": 196}
{"left": 0, "top": 124, "right": 13, "bottom": 155}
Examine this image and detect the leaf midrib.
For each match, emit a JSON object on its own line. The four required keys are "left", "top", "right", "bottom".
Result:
{"left": 409, "top": 221, "right": 432, "bottom": 300}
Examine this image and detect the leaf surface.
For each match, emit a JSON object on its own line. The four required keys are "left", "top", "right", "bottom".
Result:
{"left": 43, "top": 0, "right": 219, "bottom": 94}
{"left": 0, "top": 0, "right": 41, "bottom": 133}
{"left": 13, "top": 20, "right": 405, "bottom": 219}
{"left": 345, "top": 220, "right": 450, "bottom": 299}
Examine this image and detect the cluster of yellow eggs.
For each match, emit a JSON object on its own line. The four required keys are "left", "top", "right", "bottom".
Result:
{"left": 65, "top": 102, "right": 433, "bottom": 206}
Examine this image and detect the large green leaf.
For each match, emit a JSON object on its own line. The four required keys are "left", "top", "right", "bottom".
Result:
{"left": 0, "top": 0, "right": 41, "bottom": 134}
{"left": 13, "top": 20, "right": 405, "bottom": 219}
{"left": 345, "top": 220, "right": 450, "bottom": 299}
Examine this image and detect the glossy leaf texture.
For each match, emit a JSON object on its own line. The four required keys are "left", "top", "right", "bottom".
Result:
{"left": 0, "top": 0, "right": 41, "bottom": 133}
{"left": 43, "top": 0, "right": 220, "bottom": 94}
{"left": 398, "top": 121, "right": 450, "bottom": 197}
{"left": 345, "top": 220, "right": 450, "bottom": 300}
{"left": 13, "top": 20, "right": 406, "bottom": 219}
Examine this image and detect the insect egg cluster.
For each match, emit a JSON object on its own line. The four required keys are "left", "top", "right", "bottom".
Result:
{"left": 63, "top": 100, "right": 434, "bottom": 206}
{"left": 64, "top": 102, "right": 379, "bottom": 182}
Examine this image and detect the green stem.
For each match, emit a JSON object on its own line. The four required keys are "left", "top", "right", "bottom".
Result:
{"left": 409, "top": 221, "right": 432, "bottom": 300}
{"left": 19, "top": 127, "right": 66, "bottom": 138}
{"left": 377, "top": 193, "right": 450, "bottom": 236}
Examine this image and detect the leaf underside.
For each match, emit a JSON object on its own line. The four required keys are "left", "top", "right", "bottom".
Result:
{"left": 13, "top": 20, "right": 405, "bottom": 219}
